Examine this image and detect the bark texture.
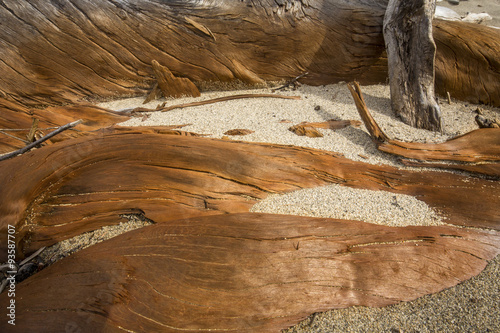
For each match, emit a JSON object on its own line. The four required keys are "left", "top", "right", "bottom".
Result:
{"left": 383, "top": 0, "right": 442, "bottom": 131}
{"left": 0, "top": 98, "right": 129, "bottom": 153}
{"left": 1, "top": 131, "right": 499, "bottom": 261}
{"left": 0, "top": 1, "right": 498, "bottom": 108}
{"left": 1, "top": 213, "right": 499, "bottom": 332}
{"left": 433, "top": 20, "right": 500, "bottom": 106}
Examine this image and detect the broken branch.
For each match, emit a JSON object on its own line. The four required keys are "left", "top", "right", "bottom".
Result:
{"left": 128, "top": 94, "right": 301, "bottom": 115}
{"left": 347, "top": 81, "right": 500, "bottom": 177}
{"left": 272, "top": 72, "right": 309, "bottom": 91}
{"left": 0, "top": 120, "right": 82, "bottom": 162}
{"left": 347, "top": 82, "right": 389, "bottom": 143}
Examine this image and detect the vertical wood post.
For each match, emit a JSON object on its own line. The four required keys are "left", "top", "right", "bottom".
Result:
{"left": 384, "top": 0, "right": 442, "bottom": 131}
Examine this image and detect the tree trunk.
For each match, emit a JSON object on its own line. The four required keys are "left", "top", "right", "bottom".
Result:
{"left": 383, "top": 0, "right": 442, "bottom": 131}
{"left": 0, "top": 1, "right": 498, "bottom": 111}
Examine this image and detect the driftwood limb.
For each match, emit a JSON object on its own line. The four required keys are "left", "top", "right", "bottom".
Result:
{"left": 0, "top": 120, "right": 82, "bottom": 162}
{"left": 0, "top": 2, "right": 498, "bottom": 109}
{"left": 1, "top": 213, "right": 499, "bottom": 332}
{"left": 348, "top": 81, "right": 500, "bottom": 177}
{"left": 383, "top": 0, "right": 442, "bottom": 131}
{"left": 151, "top": 60, "right": 201, "bottom": 99}
{"left": 128, "top": 94, "right": 301, "bottom": 115}
{"left": 347, "top": 82, "right": 389, "bottom": 143}
{"left": 1, "top": 131, "right": 498, "bottom": 260}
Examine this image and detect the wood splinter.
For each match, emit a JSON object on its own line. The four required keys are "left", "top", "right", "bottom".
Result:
{"left": 150, "top": 60, "right": 200, "bottom": 99}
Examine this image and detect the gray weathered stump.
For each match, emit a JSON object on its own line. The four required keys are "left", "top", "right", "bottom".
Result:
{"left": 384, "top": 0, "right": 442, "bottom": 131}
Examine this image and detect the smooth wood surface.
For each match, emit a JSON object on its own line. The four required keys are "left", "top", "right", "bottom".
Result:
{"left": 1, "top": 131, "right": 498, "bottom": 261}
{"left": 1, "top": 213, "right": 499, "bottom": 332}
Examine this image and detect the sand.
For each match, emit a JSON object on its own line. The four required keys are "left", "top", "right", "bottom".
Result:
{"left": 96, "top": 80, "right": 500, "bottom": 331}
{"left": 437, "top": 0, "right": 500, "bottom": 27}
{"left": 2, "top": 2, "right": 499, "bottom": 331}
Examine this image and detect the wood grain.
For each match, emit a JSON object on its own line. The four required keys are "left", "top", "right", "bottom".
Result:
{"left": 0, "top": 98, "right": 129, "bottom": 153}
{"left": 1, "top": 213, "right": 498, "bottom": 332}
{"left": 0, "top": 1, "right": 497, "bottom": 108}
{"left": 349, "top": 81, "right": 500, "bottom": 177}
{"left": 0, "top": 131, "right": 498, "bottom": 261}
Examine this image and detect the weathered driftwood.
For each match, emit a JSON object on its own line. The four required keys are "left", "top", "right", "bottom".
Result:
{"left": 1, "top": 131, "right": 499, "bottom": 261}
{"left": 288, "top": 124, "right": 324, "bottom": 137}
{"left": 1, "top": 213, "right": 499, "bottom": 332}
{"left": 0, "top": 1, "right": 498, "bottom": 108}
{"left": 0, "top": 98, "right": 129, "bottom": 154}
{"left": 224, "top": 129, "right": 255, "bottom": 136}
{"left": 151, "top": 60, "right": 200, "bottom": 98}
{"left": 348, "top": 82, "right": 500, "bottom": 178}
{"left": 129, "top": 94, "right": 302, "bottom": 115}
{"left": 433, "top": 20, "right": 500, "bottom": 107}
{"left": 288, "top": 120, "right": 361, "bottom": 137}
{"left": 0, "top": 120, "right": 82, "bottom": 162}
{"left": 0, "top": 93, "right": 301, "bottom": 154}
{"left": 384, "top": 0, "right": 442, "bottom": 130}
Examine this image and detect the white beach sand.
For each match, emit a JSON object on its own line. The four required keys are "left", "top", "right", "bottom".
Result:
{"left": 95, "top": 80, "right": 500, "bottom": 332}
{"left": 30, "top": 1, "right": 500, "bottom": 330}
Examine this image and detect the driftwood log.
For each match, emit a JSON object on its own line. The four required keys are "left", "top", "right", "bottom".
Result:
{"left": 1, "top": 131, "right": 499, "bottom": 261}
{"left": 0, "top": 99, "right": 129, "bottom": 153}
{"left": 0, "top": 2, "right": 499, "bottom": 331}
{"left": 0, "top": 0, "right": 498, "bottom": 110}
{"left": 348, "top": 82, "right": 500, "bottom": 178}
{"left": 1, "top": 213, "right": 499, "bottom": 332}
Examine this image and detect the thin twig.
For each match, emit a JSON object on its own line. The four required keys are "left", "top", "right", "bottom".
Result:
{"left": 0, "top": 130, "right": 29, "bottom": 144}
{"left": 19, "top": 247, "right": 46, "bottom": 266}
{"left": 0, "top": 127, "right": 59, "bottom": 132}
{"left": 0, "top": 120, "right": 82, "bottom": 162}
{"left": 272, "top": 72, "right": 309, "bottom": 92}
{"left": 128, "top": 93, "right": 301, "bottom": 115}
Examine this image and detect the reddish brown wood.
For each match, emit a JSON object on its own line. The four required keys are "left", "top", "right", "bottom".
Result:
{"left": 224, "top": 129, "right": 255, "bottom": 136}
{"left": 348, "top": 82, "right": 500, "bottom": 177}
{"left": 151, "top": 60, "right": 200, "bottom": 98}
{"left": 1, "top": 213, "right": 498, "bottom": 332}
{"left": 0, "top": 2, "right": 497, "bottom": 108}
{"left": 0, "top": 98, "right": 129, "bottom": 154}
{"left": 433, "top": 20, "right": 500, "bottom": 107}
{"left": 289, "top": 125, "right": 324, "bottom": 137}
{"left": 0, "top": 131, "right": 498, "bottom": 261}
{"left": 289, "top": 120, "right": 361, "bottom": 137}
